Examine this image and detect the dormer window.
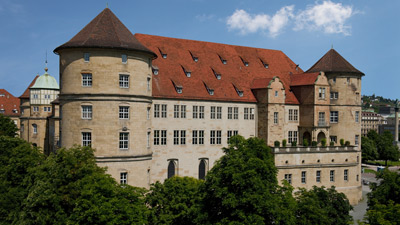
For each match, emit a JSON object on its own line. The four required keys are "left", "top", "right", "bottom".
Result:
{"left": 176, "top": 87, "right": 183, "bottom": 94}
{"left": 203, "top": 82, "right": 214, "bottom": 96}
{"left": 152, "top": 66, "right": 159, "bottom": 75}
{"left": 0, "top": 109, "right": 4, "bottom": 114}
{"left": 189, "top": 51, "right": 198, "bottom": 62}
{"left": 172, "top": 79, "right": 183, "bottom": 94}
{"left": 182, "top": 66, "right": 191, "bottom": 77}
{"left": 122, "top": 54, "right": 127, "bottom": 64}
{"left": 12, "top": 109, "right": 18, "bottom": 113}
{"left": 260, "top": 59, "right": 269, "bottom": 68}
{"left": 84, "top": 53, "right": 90, "bottom": 62}
{"left": 158, "top": 48, "right": 167, "bottom": 59}
{"left": 212, "top": 68, "right": 221, "bottom": 80}
{"left": 218, "top": 55, "right": 227, "bottom": 64}
{"left": 232, "top": 83, "right": 243, "bottom": 97}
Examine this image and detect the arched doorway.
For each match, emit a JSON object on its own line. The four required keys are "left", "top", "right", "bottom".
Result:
{"left": 317, "top": 132, "right": 326, "bottom": 143}
{"left": 199, "top": 159, "right": 206, "bottom": 180}
{"left": 303, "top": 132, "right": 311, "bottom": 145}
{"left": 167, "top": 161, "right": 176, "bottom": 178}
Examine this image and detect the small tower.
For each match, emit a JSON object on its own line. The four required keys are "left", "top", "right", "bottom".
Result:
{"left": 54, "top": 8, "right": 156, "bottom": 188}
{"left": 19, "top": 66, "right": 60, "bottom": 153}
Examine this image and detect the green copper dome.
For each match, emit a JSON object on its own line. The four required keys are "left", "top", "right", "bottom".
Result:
{"left": 31, "top": 68, "right": 59, "bottom": 90}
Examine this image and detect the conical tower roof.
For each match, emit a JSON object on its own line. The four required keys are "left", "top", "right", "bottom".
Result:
{"left": 54, "top": 8, "right": 156, "bottom": 57}
{"left": 306, "top": 49, "right": 364, "bottom": 76}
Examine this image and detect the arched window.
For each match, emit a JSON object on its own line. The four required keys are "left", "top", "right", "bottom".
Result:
{"left": 168, "top": 160, "right": 176, "bottom": 178}
{"left": 32, "top": 124, "right": 37, "bottom": 134}
{"left": 199, "top": 159, "right": 207, "bottom": 180}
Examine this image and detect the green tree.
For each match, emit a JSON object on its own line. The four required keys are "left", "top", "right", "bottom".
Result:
{"left": 295, "top": 186, "right": 353, "bottom": 225}
{"left": 146, "top": 176, "right": 203, "bottom": 224}
{"left": 19, "top": 146, "right": 148, "bottom": 225}
{"left": 198, "top": 136, "right": 296, "bottom": 225}
{"left": 367, "top": 130, "right": 399, "bottom": 166}
{"left": 361, "top": 136, "right": 378, "bottom": 162}
{"left": 0, "top": 136, "right": 44, "bottom": 224}
{"left": 364, "top": 201, "right": 400, "bottom": 225}
{"left": 0, "top": 114, "right": 18, "bottom": 137}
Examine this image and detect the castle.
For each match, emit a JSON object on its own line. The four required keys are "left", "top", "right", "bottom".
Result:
{"left": 16, "top": 8, "right": 363, "bottom": 204}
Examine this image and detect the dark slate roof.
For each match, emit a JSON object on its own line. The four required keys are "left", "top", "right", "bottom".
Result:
{"left": 135, "top": 34, "right": 301, "bottom": 104}
{"left": 54, "top": 8, "right": 156, "bottom": 57}
{"left": 306, "top": 49, "right": 364, "bottom": 76}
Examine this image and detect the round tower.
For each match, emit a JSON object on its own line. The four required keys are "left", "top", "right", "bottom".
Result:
{"left": 54, "top": 8, "right": 156, "bottom": 188}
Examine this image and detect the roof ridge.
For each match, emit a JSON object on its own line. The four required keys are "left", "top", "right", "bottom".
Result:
{"left": 109, "top": 9, "right": 122, "bottom": 47}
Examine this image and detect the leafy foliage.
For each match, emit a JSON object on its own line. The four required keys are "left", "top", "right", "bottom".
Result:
{"left": 367, "top": 130, "right": 399, "bottom": 166}
{"left": 364, "top": 201, "right": 400, "bottom": 225}
{"left": 295, "top": 186, "right": 353, "bottom": 225}
{"left": 0, "top": 114, "right": 18, "bottom": 137}
{"left": 146, "top": 176, "right": 203, "bottom": 224}
{"left": 198, "top": 136, "right": 297, "bottom": 225}
{"left": 362, "top": 136, "right": 379, "bottom": 161}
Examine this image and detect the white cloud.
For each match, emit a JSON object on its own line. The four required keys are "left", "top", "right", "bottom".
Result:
{"left": 294, "top": 1, "right": 353, "bottom": 35}
{"left": 226, "top": 1, "right": 355, "bottom": 36}
{"left": 227, "top": 6, "right": 294, "bottom": 37}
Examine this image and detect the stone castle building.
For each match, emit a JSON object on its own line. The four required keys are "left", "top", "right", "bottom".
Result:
{"left": 19, "top": 8, "right": 364, "bottom": 204}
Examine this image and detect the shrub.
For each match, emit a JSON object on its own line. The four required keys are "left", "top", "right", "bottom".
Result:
{"left": 303, "top": 139, "right": 309, "bottom": 147}
{"left": 321, "top": 139, "right": 327, "bottom": 147}
{"left": 291, "top": 141, "right": 297, "bottom": 147}
{"left": 311, "top": 141, "right": 318, "bottom": 147}
{"left": 274, "top": 141, "right": 280, "bottom": 147}
{"left": 330, "top": 141, "right": 335, "bottom": 146}
{"left": 340, "top": 139, "right": 345, "bottom": 146}
{"left": 282, "top": 139, "right": 287, "bottom": 147}
{"left": 345, "top": 141, "right": 350, "bottom": 146}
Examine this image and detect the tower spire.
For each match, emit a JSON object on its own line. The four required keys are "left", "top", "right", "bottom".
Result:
{"left": 45, "top": 50, "right": 48, "bottom": 73}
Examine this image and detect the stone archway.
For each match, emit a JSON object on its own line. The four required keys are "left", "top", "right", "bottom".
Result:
{"left": 317, "top": 132, "right": 326, "bottom": 143}
{"left": 303, "top": 131, "right": 311, "bottom": 145}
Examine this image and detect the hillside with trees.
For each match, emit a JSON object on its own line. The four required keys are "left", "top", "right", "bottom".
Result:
{"left": 362, "top": 94, "right": 398, "bottom": 112}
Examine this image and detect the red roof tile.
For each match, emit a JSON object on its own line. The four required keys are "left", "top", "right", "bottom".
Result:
{"left": 306, "top": 49, "right": 364, "bottom": 75}
{"left": 54, "top": 8, "right": 155, "bottom": 57}
{"left": 20, "top": 75, "right": 39, "bottom": 99}
{"left": 135, "top": 34, "right": 302, "bottom": 104}
{"left": 0, "top": 89, "right": 20, "bottom": 117}
{"left": 290, "top": 72, "right": 320, "bottom": 86}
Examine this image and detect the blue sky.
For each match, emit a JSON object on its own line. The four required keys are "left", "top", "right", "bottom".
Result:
{"left": 0, "top": 0, "right": 399, "bottom": 100}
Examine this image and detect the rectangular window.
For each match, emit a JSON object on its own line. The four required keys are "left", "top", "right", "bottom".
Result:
{"left": 228, "top": 107, "right": 233, "bottom": 119}
{"left": 244, "top": 108, "right": 249, "bottom": 120}
{"left": 120, "top": 172, "right": 127, "bottom": 184}
{"left": 174, "top": 105, "right": 180, "bottom": 118}
{"left": 319, "top": 87, "right": 326, "bottom": 99}
{"left": 355, "top": 135, "right": 359, "bottom": 146}
{"left": 119, "top": 74, "right": 129, "bottom": 88}
{"left": 33, "top": 94, "right": 38, "bottom": 99}
{"left": 181, "top": 105, "right": 186, "bottom": 118}
{"left": 161, "top": 104, "right": 167, "bottom": 118}
{"left": 288, "top": 131, "right": 298, "bottom": 143}
{"left": 181, "top": 130, "right": 186, "bottom": 145}
{"left": 284, "top": 174, "right": 292, "bottom": 184}
{"left": 174, "top": 130, "right": 179, "bottom": 145}
{"left": 274, "top": 112, "right": 278, "bottom": 124}
{"left": 82, "top": 132, "right": 91, "bottom": 146}
{"left": 161, "top": 130, "right": 167, "bottom": 145}
{"left": 122, "top": 54, "right": 127, "bottom": 64}
{"left": 234, "top": 107, "right": 238, "bottom": 120}
{"left": 147, "top": 131, "right": 150, "bottom": 148}
{"left": 199, "top": 130, "right": 204, "bottom": 145}
{"left": 275, "top": 91, "right": 278, "bottom": 97}
{"left": 82, "top": 105, "right": 92, "bottom": 119}
{"left": 82, "top": 73, "right": 92, "bottom": 87}
{"left": 250, "top": 108, "right": 255, "bottom": 120}
{"left": 199, "top": 106, "right": 204, "bottom": 119}
{"left": 211, "top": 106, "right": 216, "bottom": 119}
{"left": 330, "top": 111, "right": 339, "bottom": 123}
{"left": 154, "top": 104, "right": 160, "bottom": 118}
{"left": 84, "top": 53, "right": 90, "bottom": 62}
{"left": 147, "top": 107, "right": 151, "bottom": 119}
{"left": 216, "top": 130, "right": 221, "bottom": 144}
{"left": 217, "top": 106, "right": 222, "bottom": 119}
{"left": 193, "top": 106, "right": 198, "bottom": 119}
{"left": 119, "top": 132, "right": 129, "bottom": 149}
{"left": 154, "top": 130, "right": 160, "bottom": 145}
{"left": 192, "top": 130, "right": 198, "bottom": 145}
{"left": 319, "top": 112, "right": 325, "bottom": 126}
{"left": 227, "top": 130, "right": 238, "bottom": 143}
{"left": 119, "top": 106, "right": 129, "bottom": 119}
{"left": 44, "top": 107, "right": 51, "bottom": 112}
{"left": 289, "top": 109, "right": 298, "bottom": 121}
{"left": 355, "top": 111, "right": 360, "bottom": 123}
{"left": 316, "top": 170, "right": 321, "bottom": 182}
{"left": 344, "top": 169, "right": 348, "bottom": 181}
{"left": 330, "top": 92, "right": 339, "bottom": 99}
{"left": 330, "top": 170, "right": 335, "bottom": 182}
{"left": 301, "top": 171, "right": 306, "bottom": 184}
{"left": 33, "top": 106, "right": 39, "bottom": 112}
{"left": 330, "top": 136, "right": 337, "bottom": 143}
{"left": 210, "top": 130, "right": 216, "bottom": 145}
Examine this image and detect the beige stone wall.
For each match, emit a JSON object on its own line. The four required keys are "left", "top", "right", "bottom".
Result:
{"left": 58, "top": 48, "right": 154, "bottom": 188}
{"left": 150, "top": 99, "right": 257, "bottom": 183}
{"left": 274, "top": 146, "right": 362, "bottom": 205}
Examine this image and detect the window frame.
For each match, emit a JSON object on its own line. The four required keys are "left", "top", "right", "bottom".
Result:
{"left": 119, "top": 74, "right": 130, "bottom": 88}
{"left": 330, "top": 111, "right": 339, "bottom": 123}
{"left": 82, "top": 132, "right": 92, "bottom": 146}
{"left": 82, "top": 73, "right": 92, "bottom": 87}
{"left": 301, "top": 171, "right": 306, "bottom": 184}
{"left": 119, "top": 132, "right": 129, "bottom": 150}
{"left": 119, "top": 106, "right": 129, "bottom": 119}
{"left": 81, "top": 105, "right": 93, "bottom": 119}
{"left": 120, "top": 172, "right": 128, "bottom": 184}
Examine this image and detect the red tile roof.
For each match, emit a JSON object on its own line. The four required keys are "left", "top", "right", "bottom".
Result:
{"left": 0, "top": 89, "right": 20, "bottom": 117}
{"left": 290, "top": 72, "right": 320, "bottom": 86}
{"left": 306, "top": 49, "right": 364, "bottom": 75}
{"left": 20, "top": 75, "right": 39, "bottom": 99}
{"left": 54, "top": 8, "right": 155, "bottom": 57}
{"left": 135, "top": 34, "right": 302, "bottom": 104}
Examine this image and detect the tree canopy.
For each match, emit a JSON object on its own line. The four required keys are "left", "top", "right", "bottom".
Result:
{"left": 0, "top": 114, "right": 18, "bottom": 137}
{"left": 366, "top": 130, "right": 399, "bottom": 165}
{"left": 361, "top": 136, "right": 378, "bottom": 161}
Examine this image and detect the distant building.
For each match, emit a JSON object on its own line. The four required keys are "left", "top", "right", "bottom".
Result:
{"left": 379, "top": 106, "right": 395, "bottom": 116}
{"left": 0, "top": 89, "right": 20, "bottom": 131}
{"left": 361, "top": 111, "right": 385, "bottom": 136}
